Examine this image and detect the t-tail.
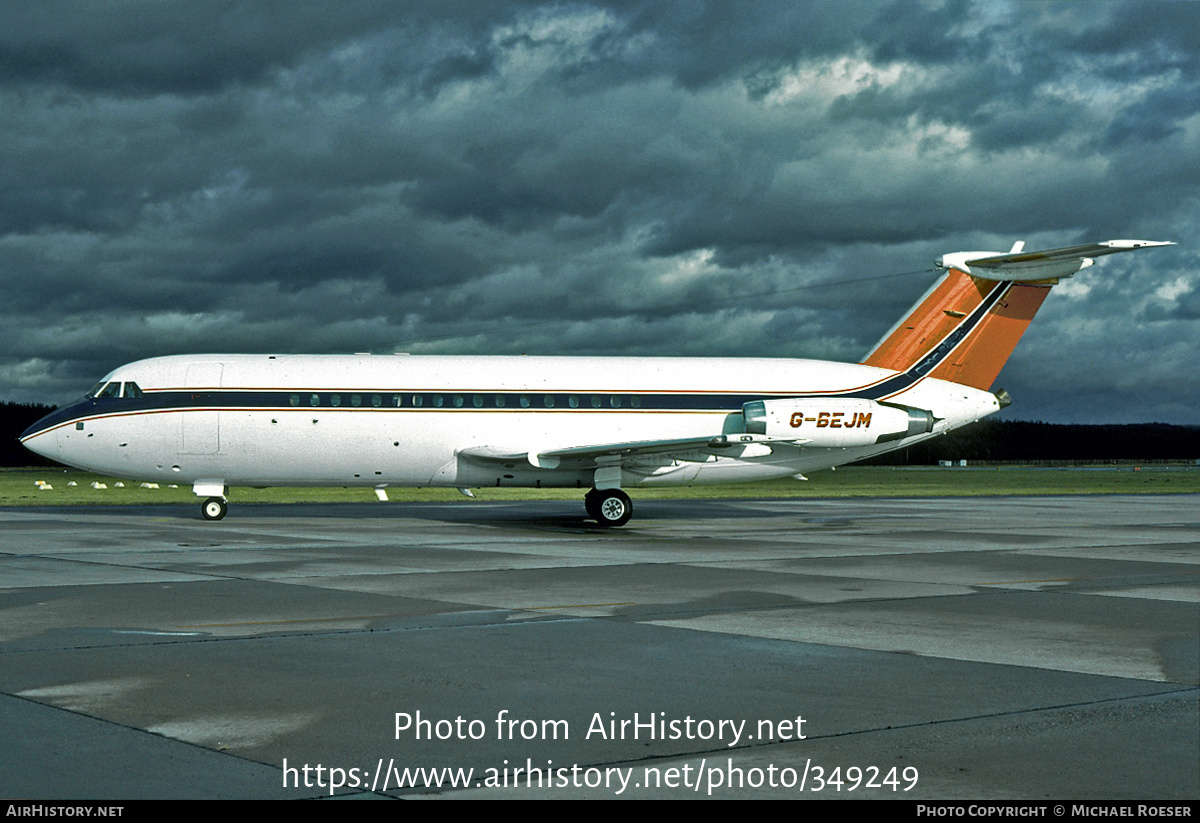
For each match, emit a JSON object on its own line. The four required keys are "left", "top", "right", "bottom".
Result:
{"left": 861, "top": 239, "right": 1174, "bottom": 391}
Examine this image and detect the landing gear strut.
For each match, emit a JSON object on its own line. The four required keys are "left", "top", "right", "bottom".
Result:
{"left": 585, "top": 487, "right": 632, "bottom": 527}
{"left": 201, "top": 497, "right": 228, "bottom": 521}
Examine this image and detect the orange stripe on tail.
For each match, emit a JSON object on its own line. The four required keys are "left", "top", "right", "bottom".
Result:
{"left": 861, "top": 269, "right": 1051, "bottom": 391}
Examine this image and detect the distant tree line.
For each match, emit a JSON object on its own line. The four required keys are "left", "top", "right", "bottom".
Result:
{"left": 2, "top": 402, "right": 58, "bottom": 467}
{"left": 862, "top": 419, "right": 1200, "bottom": 465}
{"left": 2, "top": 401, "right": 1197, "bottom": 468}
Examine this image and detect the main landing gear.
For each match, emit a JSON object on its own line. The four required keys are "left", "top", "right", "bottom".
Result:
{"left": 201, "top": 497, "right": 228, "bottom": 521}
{"left": 584, "top": 487, "right": 632, "bottom": 527}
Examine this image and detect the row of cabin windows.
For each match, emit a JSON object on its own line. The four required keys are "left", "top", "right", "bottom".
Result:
{"left": 287, "top": 393, "right": 644, "bottom": 409}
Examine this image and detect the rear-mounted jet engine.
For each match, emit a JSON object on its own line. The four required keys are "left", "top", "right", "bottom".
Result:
{"left": 742, "top": 398, "right": 935, "bottom": 447}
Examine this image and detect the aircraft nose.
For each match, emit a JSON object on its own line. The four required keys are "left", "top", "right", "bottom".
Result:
{"left": 21, "top": 417, "right": 51, "bottom": 442}
{"left": 19, "top": 406, "right": 75, "bottom": 462}
{"left": 20, "top": 425, "right": 59, "bottom": 462}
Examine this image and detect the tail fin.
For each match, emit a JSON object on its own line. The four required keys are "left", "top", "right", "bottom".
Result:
{"left": 861, "top": 239, "right": 1174, "bottom": 391}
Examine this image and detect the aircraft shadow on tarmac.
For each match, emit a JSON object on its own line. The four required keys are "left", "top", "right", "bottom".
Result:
{"left": 17, "top": 498, "right": 809, "bottom": 530}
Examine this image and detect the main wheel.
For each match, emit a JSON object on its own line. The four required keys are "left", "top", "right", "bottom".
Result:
{"left": 591, "top": 489, "right": 632, "bottom": 527}
{"left": 584, "top": 488, "right": 603, "bottom": 521}
{"left": 201, "top": 497, "right": 228, "bottom": 521}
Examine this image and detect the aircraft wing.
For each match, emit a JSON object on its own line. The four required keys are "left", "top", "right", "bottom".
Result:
{"left": 459, "top": 433, "right": 807, "bottom": 470}
{"left": 938, "top": 239, "right": 1174, "bottom": 280}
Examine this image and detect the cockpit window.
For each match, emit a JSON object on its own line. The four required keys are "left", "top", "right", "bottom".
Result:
{"left": 88, "top": 381, "right": 142, "bottom": 399}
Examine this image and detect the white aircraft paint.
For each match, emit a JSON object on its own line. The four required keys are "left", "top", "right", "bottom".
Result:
{"left": 20, "top": 240, "right": 1172, "bottom": 525}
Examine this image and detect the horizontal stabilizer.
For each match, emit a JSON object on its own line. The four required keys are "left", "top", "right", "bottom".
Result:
{"left": 937, "top": 239, "right": 1173, "bottom": 281}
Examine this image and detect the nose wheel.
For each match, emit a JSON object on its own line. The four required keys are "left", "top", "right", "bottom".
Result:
{"left": 585, "top": 488, "right": 632, "bottom": 527}
{"left": 201, "top": 497, "right": 228, "bottom": 521}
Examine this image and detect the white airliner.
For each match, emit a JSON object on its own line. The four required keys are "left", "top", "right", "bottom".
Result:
{"left": 20, "top": 239, "right": 1172, "bottom": 525}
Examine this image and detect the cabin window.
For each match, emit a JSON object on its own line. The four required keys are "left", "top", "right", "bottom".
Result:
{"left": 351, "top": 394, "right": 362, "bottom": 407}
{"left": 473, "top": 394, "right": 484, "bottom": 408}
{"left": 331, "top": 394, "right": 341, "bottom": 407}
{"left": 432, "top": 395, "right": 444, "bottom": 407}
{"left": 373, "top": 395, "right": 383, "bottom": 407}
{"left": 453, "top": 394, "right": 464, "bottom": 408}
{"left": 290, "top": 395, "right": 300, "bottom": 406}
{"left": 494, "top": 394, "right": 505, "bottom": 408}
{"left": 519, "top": 395, "right": 530, "bottom": 408}
{"left": 568, "top": 395, "right": 579, "bottom": 408}
{"left": 543, "top": 394, "right": 555, "bottom": 408}
{"left": 412, "top": 394, "right": 423, "bottom": 407}
{"left": 610, "top": 395, "right": 622, "bottom": 408}
{"left": 310, "top": 394, "right": 320, "bottom": 406}
{"left": 631, "top": 396, "right": 642, "bottom": 408}
{"left": 591, "top": 395, "right": 602, "bottom": 408}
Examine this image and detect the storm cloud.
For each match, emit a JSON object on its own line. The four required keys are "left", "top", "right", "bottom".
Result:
{"left": 1, "top": 0, "right": 1196, "bottom": 423}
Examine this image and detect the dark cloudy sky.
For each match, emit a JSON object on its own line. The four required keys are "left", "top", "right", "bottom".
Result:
{"left": 1, "top": 1, "right": 1196, "bottom": 423}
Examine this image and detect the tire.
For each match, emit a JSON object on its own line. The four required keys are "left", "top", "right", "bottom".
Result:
{"left": 584, "top": 488, "right": 602, "bottom": 521}
{"left": 201, "top": 497, "right": 227, "bottom": 521}
{"left": 592, "top": 489, "right": 632, "bottom": 527}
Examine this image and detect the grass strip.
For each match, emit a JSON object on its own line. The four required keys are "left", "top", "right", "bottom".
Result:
{"left": 4, "top": 464, "right": 1197, "bottom": 507}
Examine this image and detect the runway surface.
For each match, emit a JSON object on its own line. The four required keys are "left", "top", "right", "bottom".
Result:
{"left": 1, "top": 495, "right": 1197, "bottom": 799}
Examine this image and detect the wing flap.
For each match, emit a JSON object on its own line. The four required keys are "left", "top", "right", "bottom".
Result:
{"left": 459, "top": 433, "right": 807, "bottom": 471}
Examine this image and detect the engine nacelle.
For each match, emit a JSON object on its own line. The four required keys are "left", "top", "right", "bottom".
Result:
{"left": 742, "top": 398, "right": 935, "bottom": 448}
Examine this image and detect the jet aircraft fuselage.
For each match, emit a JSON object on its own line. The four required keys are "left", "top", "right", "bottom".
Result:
{"left": 20, "top": 239, "right": 1173, "bottom": 525}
